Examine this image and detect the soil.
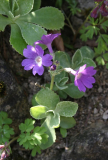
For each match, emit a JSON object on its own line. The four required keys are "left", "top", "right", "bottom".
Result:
{"left": 0, "top": 24, "right": 108, "bottom": 160}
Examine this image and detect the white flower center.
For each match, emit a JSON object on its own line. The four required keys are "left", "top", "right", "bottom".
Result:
{"left": 35, "top": 56, "right": 42, "bottom": 66}
{"left": 77, "top": 72, "right": 82, "bottom": 79}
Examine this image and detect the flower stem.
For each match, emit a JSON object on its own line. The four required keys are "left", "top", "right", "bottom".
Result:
{"left": 5, "top": 136, "right": 19, "bottom": 149}
{"left": 50, "top": 76, "right": 55, "bottom": 90}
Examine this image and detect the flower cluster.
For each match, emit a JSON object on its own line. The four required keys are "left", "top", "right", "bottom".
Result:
{"left": 22, "top": 33, "right": 60, "bottom": 76}
{"left": 0, "top": 144, "right": 10, "bottom": 160}
{"left": 22, "top": 33, "right": 96, "bottom": 92}
{"left": 91, "top": 0, "right": 108, "bottom": 18}
{"left": 65, "top": 64, "right": 96, "bottom": 92}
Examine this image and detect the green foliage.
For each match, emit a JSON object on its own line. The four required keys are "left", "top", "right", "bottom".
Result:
{"left": 80, "top": 15, "right": 108, "bottom": 68}
{"left": 30, "top": 105, "right": 48, "bottom": 119}
{"left": 0, "top": 111, "right": 14, "bottom": 144}
{"left": 65, "top": 0, "right": 81, "bottom": 15}
{"left": 60, "top": 127, "right": 67, "bottom": 138}
{"left": 53, "top": 47, "right": 96, "bottom": 99}
{"left": 17, "top": 118, "right": 49, "bottom": 157}
{"left": 35, "top": 87, "right": 60, "bottom": 110}
{"left": 0, "top": 0, "right": 64, "bottom": 54}
{"left": 63, "top": 83, "right": 85, "bottom": 98}
{"left": 30, "top": 86, "right": 79, "bottom": 149}
{"left": 80, "top": 25, "right": 99, "bottom": 42}
{"left": 55, "top": 51, "right": 71, "bottom": 68}
{"left": 72, "top": 49, "right": 83, "bottom": 69}
{"left": 55, "top": 101, "right": 78, "bottom": 117}
{"left": 60, "top": 116, "right": 76, "bottom": 129}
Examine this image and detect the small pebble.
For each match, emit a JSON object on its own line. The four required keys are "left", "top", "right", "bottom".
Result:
{"left": 94, "top": 108, "right": 98, "bottom": 114}
{"left": 103, "top": 110, "right": 108, "bottom": 120}
{"left": 98, "top": 87, "right": 103, "bottom": 93}
{"left": 105, "top": 97, "right": 108, "bottom": 106}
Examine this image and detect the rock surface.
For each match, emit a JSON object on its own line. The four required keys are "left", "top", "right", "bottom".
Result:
{"left": 0, "top": 55, "right": 30, "bottom": 133}
{"left": 77, "top": 0, "right": 95, "bottom": 11}
{"left": 35, "top": 121, "right": 108, "bottom": 160}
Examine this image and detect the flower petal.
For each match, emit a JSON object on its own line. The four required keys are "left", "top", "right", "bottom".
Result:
{"left": 74, "top": 79, "right": 86, "bottom": 92}
{"left": 42, "top": 54, "right": 53, "bottom": 66}
{"left": 50, "top": 33, "right": 61, "bottom": 42}
{"left": 78, "top": 64, "right": 86, "bottom": 73}
{"left": 32, "top": 65, "right": 44, "bottom": 76}
{"left": 24, "top": 63, "right": 35, "bottom": 70}
{"left": 23, "top": 45, "right": 38, "bottom": 59}
{"left": 35, "top": 45, "right": 44, "bottom": 57}
{"left": 82, "top": 66, "right": 96, "bottom": 76}
{"left": 21, "top": 59, "right": 35, "bottom": 67}
{"left": 81, "top": 76, "right": 95, "bottom": 88}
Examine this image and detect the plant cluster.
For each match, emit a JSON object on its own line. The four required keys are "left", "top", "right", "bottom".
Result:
{"left": 55, "top": 0, "right": 81, "bottom": 15}
{"left": 0, "top": 0, "right": 64, "bottom": 54}
{"left": 0, "top": 0, "right": 100, "bottom": 159}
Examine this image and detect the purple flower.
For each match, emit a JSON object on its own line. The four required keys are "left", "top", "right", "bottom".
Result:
{"left": 91, "top": 6, "right": 99, "bottom": 18}
{"left": 50, "top": 65, "right": 56, "bottom": 71}
{"left": 0, "top": 145, "right": 4, "bottom": 150}
{"left": 34, "top": 33, "right": 61, "bottom": 53}
{"left": 22, "top": 45, "right": 53, "bottom": 76}
{"left": 99, "top": 2, "right": 108, "bottom": 16}
{"left": 0, "top": 144, "right": 10, "bottom": 160}
{"left": 91, "top": 0, "right": 108, "bottom": 18}
{"left": 72, "top": 64, "right": 96, "bottom": 92}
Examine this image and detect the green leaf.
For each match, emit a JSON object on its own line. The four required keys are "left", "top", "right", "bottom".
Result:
{"left": 40, "top": 117, "right": 56, "bottom": 149}
{"left": 59, "top": 77, "right": 69, "bottom": 86}
{"left": 77, "top": 57, "right": 96, "bottom": 68}
{"left": 57, "top": 90, "right": 67, "bottom": 99}
{"left": 36, "top": 88, "right": 60, "bottom": 110}
{"left": 10, "top": 24, "right": 27, "bottom": 55}
{"left": 101, "top": 20, "right": 108, "bottom": 32}
{"left": 20, "top": 7, "right": 64, "bottom": 30}
{"left": 64, "top": 83, "right": 85, "bottom": 98}
{"left": 0, "top": 15, "right": 11, "bottom": 31}
{"left": 54, "top": 66, "right": 66, "bottom": 83}
{"left": 2, "top": 135, "right": 9, "bottom": 143}
{"left": 16, "top": 0, "right": 34, "bottom": 16}
{"left": 3, "top": 118, "right": 12, "bottom": 124}
{"left": 60, "top": 128, "right": 67, "bottom": 138}
{"left": 55, "top": 77, "right": 69, "bottom": 90}
{"left": 55, "top": 51, "right": 70, "bottom": 68}
{"left": 55, "top": 81, "right": 68, "bottom": 90}
{"left": 55, "top": 0, "right": 63, "bottom": 8}
{"left": 101, "top": 34, "right": 108, "bottom": 44}
{"left": 41, "top": 134, "right": 49, "bottom": 144}
{"left": 60, "top": 116, "right": 76, "bottom": 129}
{"left": 85, "top": 26, "right": 94, "bottom": 39}
{"left": 55, "top": 101, "right": 78, "bottom": 117}
{"left": 80, "top": 33, "right": 88, "bottom": 42}
{"left": 32, "top": 94, "right": 39, "bottom": 106}
{"left": 80, "top": 46, "right": 94, "bottom": 59}
{"left": 30, "top": 105, "right": 48, "bottom": 119}
{"left": 31, "top": 146, "right": 38, "bottom": 157}
{"left": 16, "top": 20, "right": 47, "bottom": 46}
{"left": 37, "top": 127, "right": 46, "bottom": 135}
{"left": 72, "top": 49, "right": 83, "bottom": 69}
{"left": 106, "top": 62, "right": 108, "bottom": 69}
{"left": 0, "top": 0, "right": 10, "bottom": 15}
{"left": 96, "top": 56, "right": 105, "bottom": 65}
{"left": 0, "top": 111, "right": 8, "bottom": 119}
{"left": 96, "top": 35, "right": 108, "bottom": 53}
{"left": 9, "top": 0, "right": 19, "bottom": 14}
{"left": 103, "top": 53, "right": 108, "bottom": 61}
{"left": 19, "top": 119, "right": 35, "bottom": 132}
{"left": 32, "top": 0, "right": 41, "bottom": 11}
{"left": 47, "top": 113, "right": 60, "bottom": 128}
